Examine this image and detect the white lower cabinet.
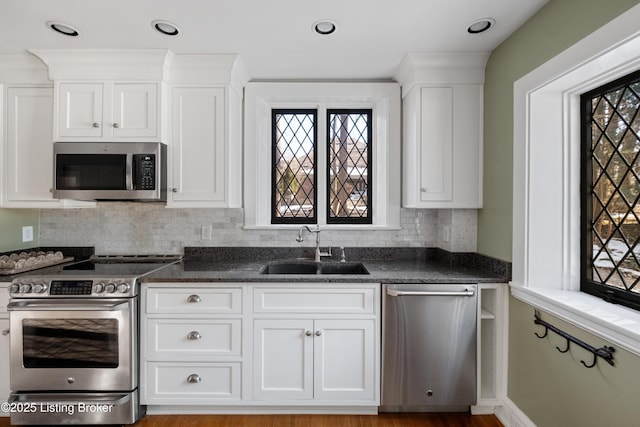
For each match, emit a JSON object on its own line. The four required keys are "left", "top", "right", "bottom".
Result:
{"left": 253, "top": 318, "right": 376, "bottom": 402}
{"left": 141, "top": 284, "right": 245, "bottom": 405}
{"left": 141, "top": 282, "right": 380, "bottom": 412}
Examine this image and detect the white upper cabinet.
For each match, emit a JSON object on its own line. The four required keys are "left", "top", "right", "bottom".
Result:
{"left": 2, "top": 85, "right": 92, "bottom": 208}
{"left": 395, "top": 53, "right": 488, "bottom": 209}
{"left": 56, "top": 81, "right": 159, "bottom": 141}
{"left": 166, "top": 55, "right": 247, "bottom": 208}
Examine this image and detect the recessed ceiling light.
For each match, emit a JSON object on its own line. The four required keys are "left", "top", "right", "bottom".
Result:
{"left": 46, "top": 21, "right": 80, "bottom": 37}
{"left": 151, "top": 20, "right": 180, "bottom": 36}
{"left": 313, "top": 20, "right": 337, "bottom": 35}
{"left": 467, "top": 18, "right": 495, "bottom": 34}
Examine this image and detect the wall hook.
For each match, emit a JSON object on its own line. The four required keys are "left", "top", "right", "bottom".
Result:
{"left": 533, "top": 310, "right": 615, "bottom": 369}
{"left": 556, "top": 338, "right": 570, "bottom": 353}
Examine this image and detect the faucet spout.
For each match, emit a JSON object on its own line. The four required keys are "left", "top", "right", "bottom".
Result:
{"left": 296, "top": 225, "right": 328, "bottom": 262}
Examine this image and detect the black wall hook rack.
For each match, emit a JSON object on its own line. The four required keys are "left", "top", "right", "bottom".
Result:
{"left": 533, "top": 310, "right": 615, "bottom": 368}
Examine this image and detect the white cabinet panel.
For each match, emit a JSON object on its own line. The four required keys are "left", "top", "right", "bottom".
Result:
{"left": 57, "top": 83, "right": 103, "bottom": 138}
{"left": 146, "top": 287, "right": 242, "bottom": 314}
{"left": 314, "top": 319, "right": 375, "bottom": 401}
{"left": 147, "top": 319, "right": 241, "bottom": 360}
{"left": 403, "top": 84, "right": 483, "bottom": 208}
{"left": 169, "top": 86, "right": 227, "bottom": 206}
{"left": 112, "top": 83, "right": 157, "bottom": 138}
{"left": 419, "top": 87, "right": 453, "bottom": 202}
{"left": 253, "top": 287, "right": 375, "bottom": 314}
{"left": 252, "top": 319, "right": 314, "bottom": 401}
{"left": 146, "top": 362, "right": 241, "bottom": 403}
{"left": 55, "top": 82, "right": 159, "bottom": 141}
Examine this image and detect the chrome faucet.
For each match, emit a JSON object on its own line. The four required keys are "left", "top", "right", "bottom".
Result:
{"left": 296, "top": 225, "right": 331, "bottom": 262}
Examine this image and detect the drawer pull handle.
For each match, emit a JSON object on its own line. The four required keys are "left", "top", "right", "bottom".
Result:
{"left": 187, "top": 295, "right": 201, "bottom": 303}
{"left": 187, "top": 331, "right": 202, "bottom": 340}
{"left": 187, "top": 374, "right": 202, "bottom": 384}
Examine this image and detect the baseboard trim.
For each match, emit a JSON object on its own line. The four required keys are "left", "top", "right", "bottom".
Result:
{"left": 494, "top": 397, "right": 536, "bottom": 427}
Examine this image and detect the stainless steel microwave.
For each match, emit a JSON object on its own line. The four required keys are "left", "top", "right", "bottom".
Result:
{"left": 53, "top": 142, "right": 167, "bottom": 201}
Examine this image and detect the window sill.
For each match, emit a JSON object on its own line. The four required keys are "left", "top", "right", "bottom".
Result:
{"left": 243, "top": 224, "right": 402, "bottom": 231}
{"left": 510, "top": 285, "right": 640, "bottom": 356}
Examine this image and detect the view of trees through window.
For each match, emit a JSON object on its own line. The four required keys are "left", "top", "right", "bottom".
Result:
{"left": 583, "top": 70, "right": 640, "bottom": 308}
{"left": 271, "top": 109, "right": 371, "bottom": 224}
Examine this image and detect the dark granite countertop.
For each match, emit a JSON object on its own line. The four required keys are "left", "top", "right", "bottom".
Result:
{"left": 143, "top": 247, "right": 510, "bottom": 285}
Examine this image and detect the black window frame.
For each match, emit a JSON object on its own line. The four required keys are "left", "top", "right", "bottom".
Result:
{"left": 581, "top": 68, "right": 640, "bottom": 311}
{"left": 271, "top": 109, "right": 318, "bottom": 225}
{"left": 326, "top": 109, "right": 373, "bottom": 225}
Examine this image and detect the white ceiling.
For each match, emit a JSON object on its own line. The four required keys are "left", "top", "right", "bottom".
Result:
{"left": 1, "top": 0, "right": 548, "bottom": 80}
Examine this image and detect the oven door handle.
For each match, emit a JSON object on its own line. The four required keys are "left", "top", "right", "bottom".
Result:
{"left": 7, "top": 300, "right": 130, "bottom": 312}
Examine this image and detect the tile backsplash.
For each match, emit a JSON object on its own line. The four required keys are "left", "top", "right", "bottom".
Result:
{"left": 39, "top": 203, "right": 477, "bottom": 255}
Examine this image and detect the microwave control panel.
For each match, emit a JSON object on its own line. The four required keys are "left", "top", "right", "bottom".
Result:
{"left": 133, "top": 154, "right": 156, "bottom": 190}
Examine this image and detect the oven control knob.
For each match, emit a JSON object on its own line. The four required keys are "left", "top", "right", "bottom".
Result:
{"left": 9, "top": 283, "right": 20, "bottom": 294}
{"left": 32, "top": 283, "right": 48, "bottom": 294}
{"left": 94, "top": 283, "right": 105, "bottom": 293}
{"left": 105, "top": 283, "right": 117, "bottom": 293}
{"left": 117, "top": 283, "right": 131, "bottom": 294}
{"left": 20, "top": 283, "right": 32, "bottom": 293}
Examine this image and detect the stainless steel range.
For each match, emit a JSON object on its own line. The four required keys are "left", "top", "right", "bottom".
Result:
{"left": 7, "top": 255, "right": 179, "bottom": 425}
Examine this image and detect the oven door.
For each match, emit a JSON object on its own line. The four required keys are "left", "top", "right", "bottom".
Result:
{"left": 8, "top": 298, "right": 136, "bottom": 392}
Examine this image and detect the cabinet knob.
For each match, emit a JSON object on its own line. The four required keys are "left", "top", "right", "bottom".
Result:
{"left": 187, "top": 294, "right": 201, "bottom": 303}
{"left": 1, "top": 329, "right": 9, "bottom": 336}
{"left": 420, "top": 187, "right": 429, "bottom": 193}
{"left": 187, "top": 374, "right": 202, "bottom": 384}
{"left": 187, "top": 331, "right": 202, "bottom": 340}
{"left": 172, "top": 188, "right": 178, "bottom": 193}
{"left": 92, "top": 122, "right": 100, "bottom": 128}
{"left": 315, "top": 330, "right": 322, "bottom": 337}
{"left": 113, "top": 123, "right": 119, "bottom": 128}
{"left": 305, "top": 330, "right": 312, "bottom": 337}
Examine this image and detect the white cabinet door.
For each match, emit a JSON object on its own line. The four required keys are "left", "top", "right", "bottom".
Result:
{"left": 418, "top": 87, "right": 453, "bottom": 202}
{"left": 112, "top": 83, "right": 158, "bottom": 138}
{"left": 253, "top": 319, "right": 314, "bottom": 400}
{"left": 403, "top": 84, "right": 483, "bottom": 208}
{"left": 3, "top": 86, "right": 94, "bottom": 208}
{"left": 55, "top": 82, "right": 159, "bottom": 141}
{"left": 169, "top": 87, "right": 226, "bottom": 205}
{"left": 314, "top": 319, "right": 375, "bottom": 401}
{"left": 57, "top": 82, "right": 103, "bottom": 138}
{"left": 0, "top": 319, "right": 9, "bottom": 411}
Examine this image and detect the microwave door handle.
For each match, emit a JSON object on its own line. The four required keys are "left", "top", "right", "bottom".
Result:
{"left": 126, "top": 154, "right": 134, "bottom": 190}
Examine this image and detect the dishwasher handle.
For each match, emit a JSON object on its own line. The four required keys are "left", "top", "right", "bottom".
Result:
{"left": 386, "top": 288, "right": 475, "bottom": 297}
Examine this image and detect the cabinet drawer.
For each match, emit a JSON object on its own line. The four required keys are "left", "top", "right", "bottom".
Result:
{"left": 254, "top": 287, "right": 375, "bottom": 314}
{"left": 145, "top": 362, "right": 241, "bottom": 403}
{"left": 146, "top": 319, "right": 241, "bottom": 359}
{"left": 146, "top": 287, "right": 242, "bottom": 314}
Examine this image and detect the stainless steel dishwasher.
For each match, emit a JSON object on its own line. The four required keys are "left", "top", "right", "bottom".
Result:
{"left": 380, "top": 283, "right": 477, "bottom": 412}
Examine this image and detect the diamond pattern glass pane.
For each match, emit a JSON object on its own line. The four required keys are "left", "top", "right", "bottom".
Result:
{"left": 272, "top": 110, "right": 316, "bottom": 223}
{"left": 587, "top": 76, "right": 640, "bottom": 294}
{"left": 327, "top": 110, "right": 372, "bottom": 223}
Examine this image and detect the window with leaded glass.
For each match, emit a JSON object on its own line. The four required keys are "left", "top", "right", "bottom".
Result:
{"left": 271, "top": 108, "right": 372, "bottom": 225}
{"left": 272, "top": 109, "right": 317, "bottom": 223}
{"left": 582, "top": 69, "right": 640, "bottom": 310}
{"left": 327, "top": 109, "right": 372, "bottom": 224}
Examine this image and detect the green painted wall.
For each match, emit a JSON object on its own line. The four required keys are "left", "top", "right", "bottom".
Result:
{"left": 478, "top": 0, "right": 640, "bottom": 262}
{"left": 480, "top": 0, "right": 640, "bottom": 426}
{"left": 0, "top": 209, "right": 39, "bottom": 252}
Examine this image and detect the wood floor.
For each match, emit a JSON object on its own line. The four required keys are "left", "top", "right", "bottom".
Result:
{"left": 0, "top": 413, "right": 504, "bottom": 427}
{"left": 134, "top": 413, "right": 503, "bottom": 427}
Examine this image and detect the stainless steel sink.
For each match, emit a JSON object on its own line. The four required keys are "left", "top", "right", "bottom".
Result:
{"left": 259, "top": 261, "right": 369, "bottom": 275}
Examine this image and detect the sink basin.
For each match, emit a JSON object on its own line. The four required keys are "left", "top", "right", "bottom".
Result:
{"left": 259, "top": 261, "right": 369, "bottom": 275}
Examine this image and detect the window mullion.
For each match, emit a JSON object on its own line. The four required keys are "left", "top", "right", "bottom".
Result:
{"left": 316, "top": 105, "right": 328, "bottom": 226}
